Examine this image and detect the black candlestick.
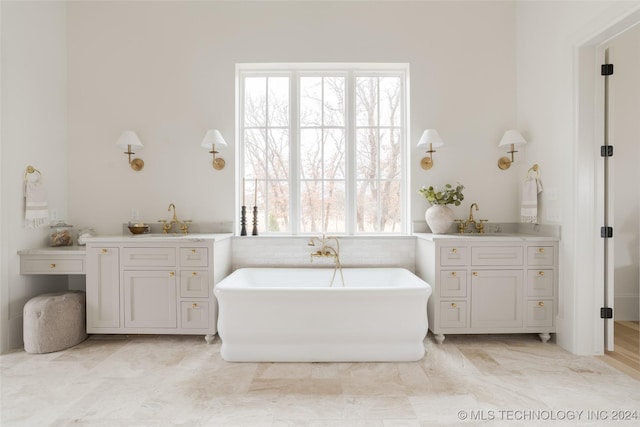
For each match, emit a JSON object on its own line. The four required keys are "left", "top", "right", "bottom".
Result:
{"left": 252, "top": 206, "right": 259, "bottom": 236}
{"left": 240, "top": 205, "right": 247, "bottom": 236}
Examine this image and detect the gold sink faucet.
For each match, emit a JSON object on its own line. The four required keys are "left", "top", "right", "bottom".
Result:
{"left": 456, "top": 203, "right": 487, "bottom": 234}
{"left": 159, "top": 203, "right": 192, "bottom": 234}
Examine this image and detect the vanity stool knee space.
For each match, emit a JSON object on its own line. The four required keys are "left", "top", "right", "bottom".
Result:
{"left": 23, "top": 290, "right": 87, "bottom": 354}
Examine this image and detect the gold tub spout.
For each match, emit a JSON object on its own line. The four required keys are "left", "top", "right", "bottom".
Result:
{"left": 308, "top": 234, "right": 344, "bottom": 286}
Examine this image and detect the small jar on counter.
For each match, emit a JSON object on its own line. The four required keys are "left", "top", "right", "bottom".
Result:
{"left": 49, "top": 222, "right": 74, "bottom": 247}
{"left": 77, "top": 228, "right": 95, "bottom": 246}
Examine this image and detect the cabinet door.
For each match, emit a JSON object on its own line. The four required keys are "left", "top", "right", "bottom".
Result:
{"left": 440, "top": 270, "right": 467, "bottom": 298}
{"left": 527, "top": 269, "right": 554, "bottom": 297}
{"left": 86, "top": 247, "right": 120, "bottom": 329}
{"left": 439, "top": 301, "right": 467, "bottom": 328}
{"left": 471, "top": 270, "right": 523, "bottom": 328}
{"left": 526, "top": 300, "right": 554, "bottom": 327}
{"left": 180, "top": 247, "right": 209, "bottom": 267}
{"left": 123, "top": 271, "right": 176, "bottom": 328}
{"left": 180, "top": 270, "right": 209, "bottom": 298}
{"left": 180, "top": 301, "right": 210, "bottom": 329}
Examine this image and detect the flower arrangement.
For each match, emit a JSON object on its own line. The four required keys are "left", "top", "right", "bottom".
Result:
{"left": 419, "top": 183, "right": 464, "bottom": 206}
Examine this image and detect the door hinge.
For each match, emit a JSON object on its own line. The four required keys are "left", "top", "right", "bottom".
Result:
{"left": 600, "top": 307, "right": 613, "bottom": 319}
{"left": 600, "top": 226, "right": 613, "bottom": 238}
{"left": 601, "top": 145, "right": 614, "bottom": 157}
{"left": 601, "top": 64, "right": 614, "bottom": 76}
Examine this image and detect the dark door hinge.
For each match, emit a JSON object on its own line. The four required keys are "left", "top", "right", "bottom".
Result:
{"left": 601, "top": 64, "right": 614, "bottom": 76}
{"left": 601, "top": 226, "right": 613, "bottom": 238}
{"left": 601, "top": 145, "right": 614, "bottom": 157}
{"left": 600, "top": 307, "right": 613, "bottom": 319}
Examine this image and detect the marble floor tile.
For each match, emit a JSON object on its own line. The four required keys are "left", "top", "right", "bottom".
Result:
{"left": 1, "top": 333, "right": 639, "bottom": 426}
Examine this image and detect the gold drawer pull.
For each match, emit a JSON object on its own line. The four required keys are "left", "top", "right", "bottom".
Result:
{"left": 538, "top": 301, "right": 545, "bottom": 307}
{"left": 451, "top": 248, "right": 457, "bottom": 253}
{"left": 169, "top": 271, "right": 175, "bottom": 277}
{"left": 538, "top": 248, "right": 545, "bottom": 253}
{"left": 473, "top": 271, "right": 478, "bottom": 276}
{"left": 450, "top": 303, "right": 457, "bottom": 308}
{"left": 49, "top": 263, "right": 56, "bottom": 269}
{"left": 450, "top": 272, "right": 457, "bottom": 277}
{"left": 538, "top": 271, "right": 545, "bottom": 276}
{"left": 191, "top": 249, "right": 197, "bottom": 254}
{"left": 192, "top": 272, "right": 197, "bottom": 276}
{"left": 101, "top": 249, "right": 107, "bottom": 254}
{"left": 191, "top": 303, "right": 198, "bottom": 309}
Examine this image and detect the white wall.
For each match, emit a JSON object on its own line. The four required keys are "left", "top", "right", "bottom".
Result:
{"left": 516, "top": 0, "right": 640, "bottom": 354}
{"left": 65, "top": 1, "right": 517, "bottom": 234}
{"left": 0, "top": 0, "right": 69, "bottom": 352}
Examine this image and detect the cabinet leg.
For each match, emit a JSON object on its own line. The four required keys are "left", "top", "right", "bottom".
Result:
{"left": 434, "top": 334, "right": 445, "bottom": 344}
{"left": 538, "top": 333, "right": 551, "bottom": 343}
{"left": 204, "top": 334, "right": 215, "bottom": 344}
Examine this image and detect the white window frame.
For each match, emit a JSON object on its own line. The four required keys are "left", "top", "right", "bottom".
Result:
{"left": 237, "top": 63, "right": 410, "bottom": 235}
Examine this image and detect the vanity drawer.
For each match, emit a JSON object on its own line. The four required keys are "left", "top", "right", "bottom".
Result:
{"left": 439, "top": 301, "right": 468, "bottom": 328}
{"left": 527, "top": 246, "right": 555, "bottom": 266}
{"left": 179, "top": 270, "right": 210, "bottom": 298}
{"left": 439, "top": 246, "right": 468, "bottom": 266}
{"left": 122, "top": 247, "right": 176, "bottom": 267}
{"left": 471, "top": 246, "right": 523, "bottom": 266}
{"left": 526, "top": 300, "right": 554, "bottom": 327}
{"left": 20, "top": 257, "right": 85, "bottom": 275}
{"left": 180, "top": 301, "right": 210, "bottom": 329}
{"left": 179, "top": 247, "right": 209, "bottom": 267}
{"left": 527, "top": 269, "right": 554, "bottom": 297}
{"left": 439, "top": 270, "right": 467, "bottom": 298}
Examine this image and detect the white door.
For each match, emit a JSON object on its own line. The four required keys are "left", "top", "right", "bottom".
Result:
{"left": 600, "top": 25, "right": 640, "bottom": 351}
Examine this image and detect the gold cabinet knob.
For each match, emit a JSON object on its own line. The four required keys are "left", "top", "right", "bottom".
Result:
{"left": 169, "top": 271, "right": 175, "bottom": 277}
{"left": 191, "top": 303, "right": 198, "bottom": 309}
{"left": 191, "top": 249, "right": 197, "bottom": 254}
{"left": 49, "top": 263, "right": 56, "bottom": 269}
{"left": 101, "top": 249, "right": 107, "bottom": 254}
{"left": 473, "top": 271, "right": 478, "bottom": 276}
{"left": 450, "top": 303, "right": 457, "bottom": 308}
{"left": 538, "top": 301, "right": 545, "bottom": 307}
{"left": 191, "top": 272, "right": 197, "bottom": 277}
{"left": 538, "top": 248, "right": 545, "bottom": 253}
{"left": 451, "top": 248, "right": 457, "bottom": 253}
{"left": 538, "top": 271, "right": 545, "bottom": 276}
{"left": 450, "top": 272, "right": 457, "bottom": 277}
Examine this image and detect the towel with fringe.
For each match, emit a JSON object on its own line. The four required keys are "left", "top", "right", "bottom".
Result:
{"left": 521, "top": 177, "right": 543, "bottom": 223}
{"left": 24, "top": 178, "right": 49, "bottom": 229}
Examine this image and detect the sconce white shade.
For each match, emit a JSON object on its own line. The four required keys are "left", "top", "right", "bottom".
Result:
{"left": 200, "top": 129, "right": 228, "bottom": 149}
{"left": 417, "top": 129, "right": 445, "bottom": 148}
{"left": 116, "top": 131, "right": 144, "bottom": 150}
{"left": 498, "top": 129, "right": 526, "bottom": 147}
{"left": 201, "top": 129, "right": 227, "bottom": 170}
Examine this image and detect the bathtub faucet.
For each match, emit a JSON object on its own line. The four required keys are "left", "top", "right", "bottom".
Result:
{"left": 308, "top": 234, "right": 344, "bottom": 286}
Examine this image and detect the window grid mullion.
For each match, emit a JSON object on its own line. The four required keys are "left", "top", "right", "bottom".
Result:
{"left": 290, "top": 73, "right": 299, "bottom": 235}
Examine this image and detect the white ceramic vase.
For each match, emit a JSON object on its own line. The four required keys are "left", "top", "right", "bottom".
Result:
{"left": 425, "top": 205, "right": 454, "bottom": 234}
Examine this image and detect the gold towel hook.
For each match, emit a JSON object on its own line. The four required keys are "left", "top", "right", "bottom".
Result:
{"left": 528, "top": 164, "right": 539, "bottom": 178}
{"left": 24, "top": 165, "right": 42, "bottom": 182}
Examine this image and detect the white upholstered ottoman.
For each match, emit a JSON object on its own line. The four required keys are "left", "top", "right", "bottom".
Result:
{"left": 23, "top": 291, "right": 87, "bottom": 354}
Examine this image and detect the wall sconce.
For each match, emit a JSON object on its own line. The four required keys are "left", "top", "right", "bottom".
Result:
{"left": 497, "top": 129, "right": 527, "bottom": 170}
{"left": 201, "top": 129, "right": 228, "bottom": 170}
{"left": 417, "top": 129, "right": 444, "bottom": 170}
{"left": 116, "top": 131, "right": 144, "bottom": 171}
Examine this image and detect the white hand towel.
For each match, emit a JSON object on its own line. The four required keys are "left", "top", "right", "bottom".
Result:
{"left": 24, "top": 179, "right": 49, "bottom": 229}
{"left": 521, "top": 177, "right": 543, "bottom": 223}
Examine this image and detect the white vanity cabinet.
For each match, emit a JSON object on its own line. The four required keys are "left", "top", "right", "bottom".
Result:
{"left": 416, "top": 234, "right": 558, "bottom": 344}
{"left": 85, "top": 234, "right": 232, "bottom": 343}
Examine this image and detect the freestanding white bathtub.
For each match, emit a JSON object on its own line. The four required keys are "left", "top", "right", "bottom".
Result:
{"left": 214, "top": 267, "right": 432, "bottom": 362}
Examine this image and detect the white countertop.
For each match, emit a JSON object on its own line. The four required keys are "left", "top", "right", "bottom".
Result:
{"left": 18, "top": 246, "right": 87, "bottom": 255}
{"left": 83, "top": 233, "right": 233, "bottom": 243}
{"left": 414, "top": 232, "right": 559, "bottom": 242}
